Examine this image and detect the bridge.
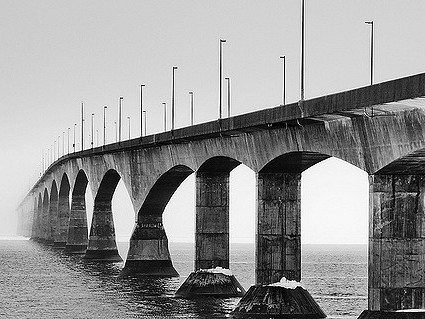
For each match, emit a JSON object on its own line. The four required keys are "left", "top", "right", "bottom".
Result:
{"left": 17, "top": 72, "right": 425, "bottom": 318}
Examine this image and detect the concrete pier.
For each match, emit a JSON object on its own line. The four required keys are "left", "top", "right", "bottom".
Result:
{"left": 84, "top": 198, "right": 122, "bottom": 261}
{"left": 256, "top": 172, "right": 301, "bottom": 284}
{"left": 41, "top": 190, "right": 50, "bottom": 243}
{"left": 363, "top": 174, "right": 425, "bottom": 316}
{"left": 54, "top": 176, "right": 70, "bottom": 247}
{"left": 48, "top": 182, "right": 59, "bottom": 247}
{"left": 195, "top": 171, "right": 230, "bottom": 270}
{"left": 122, "top": 216, "right": 178, "bottom": 276}
{"left": 65, "top": 193, "right": 88, "bottom": 253}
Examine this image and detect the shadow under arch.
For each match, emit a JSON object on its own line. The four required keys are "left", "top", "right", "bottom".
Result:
{"left": 85, "top": 169, "right": 122, "bottom": 262}
{"left": 122, "top": 165, "right": 194, "bottom": 277}
{"left": 65, "top": 169, "right": 89, "bottom": 253}
{"left": 195, "top": 156, "right": 241, "bottom": 271}
{"left": 55, "top": 173, "right": 71, "bottom": 247}
{"left": 41, "top": 188, "right": 49, "bottom": 243}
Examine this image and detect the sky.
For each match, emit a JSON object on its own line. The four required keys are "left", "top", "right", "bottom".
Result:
{"left": 1, "top": 0, "right": 425, "bottom": 244}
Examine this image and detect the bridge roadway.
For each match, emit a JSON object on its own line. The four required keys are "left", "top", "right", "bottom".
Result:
{"left": 17, "top": 72, "right": 425, "bottom": 317}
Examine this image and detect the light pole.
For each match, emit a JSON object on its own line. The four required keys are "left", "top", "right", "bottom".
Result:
{"left": 118, "top": 97, "right": 123, "bottom": 142}
{"left": 127, "top": 116, "right": 131, "bottom": 139}
{"left": 280, "top": 55, "right": 286, "bottom": 105}
{"left": 189, "top": 92, "right": 194, "bottom": 125}
{"left": 91, "top": 113, "right": 94, "bottom": 149}
{"left": 54, "top": 141, "right": 56, "bottom": 161}
{"left": 300, "top": 0, "right": 305, "bottom": 101}
{"left": 73, "top": 123, "right": 76, "bottom": 153}
{"left": 103, "top": 106, "right": 107, "bottom": 145}
{"left": 162, "top": 102, "right": 167, "bottom": 131}
{"left": 172, "top": 66, "right": 177, "bottom": 130}
{"left": 140, "top": 84, "right": 145, "bottom": 137}
{"left": 365, "top": 21, "right": 374, "bottom": 85}
{"left": 62, "top": 132, "right": 65, "bottom": 156}
{"left": 57, "top": 136, "right": 60, "bottom": 158}
{"left": 143, "top": 110, "right": 147, "bottom": 136}
{"left": 81, "top": 102, "right": 84, "bottom": 151}
{"left": 225, "top": 77, "right": 231, "bottom": 117}
{"left": 67, "top": 128, "right": 70, "bottom": 154}
{"left": 219, "top": 39, "right": 226, "bottom": 119}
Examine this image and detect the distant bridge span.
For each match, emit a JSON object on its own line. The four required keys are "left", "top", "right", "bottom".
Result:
{"left": 17, "top": 73, "right": 425, "bottom": 314}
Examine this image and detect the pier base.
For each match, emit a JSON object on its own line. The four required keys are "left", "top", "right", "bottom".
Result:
{"left": 231, "top": 283, "right": 326, "bottom": 319}
{"left": 121, "top": 218, "right": 178, "bottom": 276}
{"left": 175, "top": 268, "right": 245, "bottom": 298}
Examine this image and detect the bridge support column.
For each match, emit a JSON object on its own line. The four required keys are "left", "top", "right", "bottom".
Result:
{"left": 54, "top": 193, "right": 70, "bottom": 248}
{"left": 195, "top": 171, "right": 230, "bottom": 270}
{"left": 122, "top": 215, "right": 178, "bottom": 276}
{"left": 65, "top": 194, "right": 88, "bottom": 253}
{"left": 359, "top": 174, "right": 425, "bottom": 318}
{"left": 48, "top": 196, "right": 58, "bottom": 246}
{"left": 176, "top": 171, "right": 245, "bottom": 298}
{"left": 84, "top": 199, "right": 122, "bottom": 262}
{"left": 232, "top": 172, "right": 325, "bottom": 318}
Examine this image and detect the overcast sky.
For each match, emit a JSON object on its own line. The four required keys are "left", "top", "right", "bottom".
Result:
{"left": 2, "top": 0, "right": 425, "bottom": 244}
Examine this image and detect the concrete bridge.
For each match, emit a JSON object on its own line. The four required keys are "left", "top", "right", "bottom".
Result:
{"left": 17, "top": 72, "right": 425, "bottom": 317}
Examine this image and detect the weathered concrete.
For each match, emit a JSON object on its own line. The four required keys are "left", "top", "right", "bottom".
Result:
{"left": 195, "top": 171, "right": 230, "bottom": 270}
{"left": 65, "top": 193, "right": 88, "bottom": 253}
{"left": 84, "top": 169, "right": 122, "bottom": 262}
{"left": 122, "top": 216, "right": 178, "bottom": 276}
{"left": 256, "top": 172, "right": 301, "bottom": 285}
{"left": 54, "top": 175, "right": 70, "bottom": 247}
{"left": 41, "top": 189, "right": 50, "bottom": 243}
{"left": 368, "top": 174, "right": 425, "bottom": 312}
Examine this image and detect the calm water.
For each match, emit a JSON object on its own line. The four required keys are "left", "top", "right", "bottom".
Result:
{"left": 0, "top": 239, "right": 367, "bottom": 319}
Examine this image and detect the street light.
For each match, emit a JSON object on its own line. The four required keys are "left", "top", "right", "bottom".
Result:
{"left": 57, "top": 136, "right": 60, "bottom": 159}
{"left": 280, "top": 55, "right": 286, "bottom": 106}
{"left": 127, "top": 116, "right": 131, "bottom": 139}
{"left": 91, "top": 113, "right": 94, "bottom": 149}
{"left": 103, "top": 106, "right": 107, "bottom": 145}
{"left": 219, "top": 39, "right": 226, "bottom": 119}
{"left": 73, "top": 123, "right": 76, "bottom": 153}
{"left": 172, "top": 66, "right": 178, "bottom": 130}
{"left": 140, "top": 84, "right": 145, "bottom": 137}
{"left": 225, "top": 77, "right": 231, "bottom": 117}
{"left": 365, "top": 21, "right": 374, "bottom": 85}
{"left": 162, "top": 102, "right": 167, "bottom": 131}
{"left": 67, "top": 128, "right": 70, "bottom": 154}
{"left": 189, "top": 92, "right": 194, "bottom": 125}
{"left": 118, "top": 97, "right": 123, "bottom": 142}
{"left": 300, "top": 0, "right": 305, "bottom": 101}
{"left": 62, "top": 132, "right": 65, "bottom": 156}
{"left": 81, "top": 102, "right": 84, "bottom": 151}
{"left": 143, "top": 110, "right": 147, "bottom": 136}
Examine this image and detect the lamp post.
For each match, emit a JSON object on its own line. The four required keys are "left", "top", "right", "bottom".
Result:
{"left": 57, "top": 136, "right": 60, "bottom": 159}
{"left": 189, "top": 92, "right": 194, "bottom": 125}
{"left": 118, "top": 97, "right": 123, "bottom": 142}
{"left": 172, "top": 67, "right": 177, "bottom": 130}
{"left": 280, "top": 55, "right": 286, "bottom": 105}
{"left": 73, "top": 123, "right": 76, "bottom": 153}
{"left": 143, "top": 110, "right": 147, "bottom": 136}
{"left": 219, "top": 39, "right": 226, "bottom": 119}
{"left": 225, "top": 77, "right": 231, "bottom": 117}
{"left": 300, "top": 0, "right": 305, "bottom": 101}
{"left": 91, "top": 113, "right": 94, "bottom": 149}
{"left": 54, "top": 141, "right": 56, "bottom": 161}
{"left": 81, "top": 102, "right": 84, "bottom": 151}
{"left": 67, "top": 128, "right": 70, "bottom": 154}
{"left": 162, "top": 102, "right": 167, "bottom": 131}
{"left": 365, "top": 21, "right": 374, "bottom": 85}
{"left": 127, "top": 116, "right": 131, "bottom": 139}
{"left": 140, "top": 84, "right": 145, "bottom": 137}
{"left": 103, "top": 105, "right": 107, "bottom": 145}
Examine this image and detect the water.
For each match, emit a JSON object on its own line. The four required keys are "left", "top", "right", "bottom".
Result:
{"left": 0, "top": 239, "right": 367, "bottom": 319}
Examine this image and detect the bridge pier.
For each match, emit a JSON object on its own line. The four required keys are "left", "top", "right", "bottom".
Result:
{"left": 84, "top": 198, "right": 122, "bottom": 262}
{"left": 359, "top": 174, "right": 425, "bottom": 318}
{"left": 65, "top": 193, "right": 88, "bottom": 253}
{"left": 122, "top": 215, "right": 178, "bottom": 276}
{"left": 176, "top": 170, "right": 244, "bottom": 298}
{"left": 232, "top": 172, "right": 325, "bottom": 318}
{"left": 54, "top": 183, "right": 70, "bottom": 248}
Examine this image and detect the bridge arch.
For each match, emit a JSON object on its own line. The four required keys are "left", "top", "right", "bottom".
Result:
{"left": 65, "top": 169, "right": 89, "bottom": 253}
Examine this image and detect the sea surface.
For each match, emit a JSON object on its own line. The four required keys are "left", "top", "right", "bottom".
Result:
{"left": 0, "top": 238, "right": 367, "bottom": 319}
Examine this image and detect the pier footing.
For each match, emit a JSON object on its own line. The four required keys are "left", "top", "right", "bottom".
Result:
{"left": 175, "top": 268, "right": 245, "bottom": 298}
{"left": 121, "top": 260, "right": 178, "bottom": 277}
{"left": 83, "top": 249, "right": 122, "bottom": 262}
{"left": 358, "top": 310, "right": 425, "bottom": 319}
{"left": 231, "top": 284, "right": 326, "bottom": 319}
